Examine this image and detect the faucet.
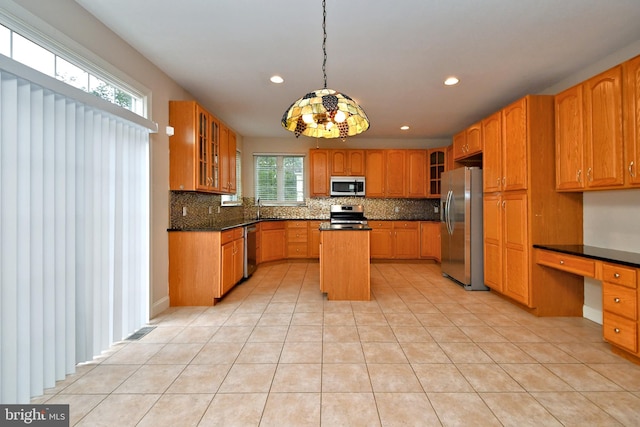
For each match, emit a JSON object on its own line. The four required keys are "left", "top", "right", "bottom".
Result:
{"left": 256, "top": 198, "right": 261, "bottom": 220}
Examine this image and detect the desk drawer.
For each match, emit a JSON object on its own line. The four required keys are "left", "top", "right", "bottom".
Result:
{"left": 536, "top": 249, "right": 596, "bottom": 278}
{"left": 603, "top": 283, "right": 637, "bottom": 320}
{"left": 602, "top": 263, "right": 637, "bottom": 289}
{"left": 603, "top": 312, "right": 638, "bottom": 353}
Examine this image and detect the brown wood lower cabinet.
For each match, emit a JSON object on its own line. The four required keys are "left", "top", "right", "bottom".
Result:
{"left": 287, "top": 220, "right": 308, "bottom": 258}
{"left": 221, "top": 230, "right": 244, "bottom": 296}
{"left": 308, "top": 220, "right": 322, "bottom": 258}
{"left": 420, "top": 221, "right": 441, "bottom": 261}
{"left": 260, "top": 221, "right": 286, "bottom": 262}
{"left": 169, "top": 228, "right": 244, "bottom": 306}
{"left": 369, "top": 221, "right": 420, "bottom": 259}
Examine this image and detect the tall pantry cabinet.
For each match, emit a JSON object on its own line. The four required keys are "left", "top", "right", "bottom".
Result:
{"left": 482, "top": 95, "right": 584, "bottom": 316}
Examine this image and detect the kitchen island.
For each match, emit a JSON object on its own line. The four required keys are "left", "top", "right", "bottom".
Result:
{"left": 319, "top": 223, "right": 371, "bottom": 301}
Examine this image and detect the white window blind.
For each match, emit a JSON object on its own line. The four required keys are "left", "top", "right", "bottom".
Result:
{"left": 254, "top": 154, "right": 305, "bottom": 204}
{"left": 0, "top": 57, "right": 153, "bottom": 403}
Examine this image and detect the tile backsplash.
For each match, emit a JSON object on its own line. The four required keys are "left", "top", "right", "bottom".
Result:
{"left": 169, "top": 191, "right": 440, "bottom": 229}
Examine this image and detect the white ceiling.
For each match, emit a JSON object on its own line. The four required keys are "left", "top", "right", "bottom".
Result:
{"left": 75, "top": 0, "right": 640, "bottom": 140}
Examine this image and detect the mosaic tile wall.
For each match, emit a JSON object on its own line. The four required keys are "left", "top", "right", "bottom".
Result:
{"left": 170, "top": 192, "right": 440, "bottom": 229}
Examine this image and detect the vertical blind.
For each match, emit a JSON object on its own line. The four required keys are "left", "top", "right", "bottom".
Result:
{"left": 0, "top": 61, "right": 152, "bottom": 403}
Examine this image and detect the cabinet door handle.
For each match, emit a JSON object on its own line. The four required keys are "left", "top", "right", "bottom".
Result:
{"left": 614, "top": 273, "right": 620, "bottom": 279}
{"left": 614, "top": 297, "right": 621, "bottom": 303}
{"left": 560, "top": 260, "right": 565, "bottom": 265}
{"left": 614, "top": 328, "right": 621, "bottom": 334}
{"left": 587, "top": 167, "right": 592, "bottom": 182}
{"left": 629, "top": 161, "right": 636, "bottom": 178}
{"left": 576, "top": 169, "right": 582, "bottom": 183}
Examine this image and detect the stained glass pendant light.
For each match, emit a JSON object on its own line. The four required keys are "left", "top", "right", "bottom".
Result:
{"left": 281, "top": 0, "right": 370, "bottom": 139}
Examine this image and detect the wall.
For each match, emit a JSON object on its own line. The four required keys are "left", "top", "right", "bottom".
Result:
{"left": 9, "top": 0, "right": 193, "bottom": 317}
{"left": 542, "top": 39, "right": 640, "bottom": 323}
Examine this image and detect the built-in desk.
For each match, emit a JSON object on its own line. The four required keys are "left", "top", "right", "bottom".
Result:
{"left": 534, "top": 244, "right": 640, "bottom": 363}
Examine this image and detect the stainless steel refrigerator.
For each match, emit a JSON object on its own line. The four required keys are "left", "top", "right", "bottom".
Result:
{"left": 440, "top": 167, "right": 487, "bottom": 290}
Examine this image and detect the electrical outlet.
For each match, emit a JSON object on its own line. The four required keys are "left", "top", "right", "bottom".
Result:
{"left": 434, "top": 206, "right": 439, "bottom": 213}
{"left": 217, "top": 206, "right": 221, "bottom": 214}
{"left": 394, "top": 206, "right": 399, "bottom": 213}
{"left": 182, "top": 206, "right": 187, "bottom": 216}
{"left": 208, "top": 206, "right": 213, "bottom": 214}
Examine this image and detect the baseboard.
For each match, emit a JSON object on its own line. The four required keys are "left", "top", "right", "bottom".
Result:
{"left": 151, "top": 296, "right": 170, "bottom": 318}
{"left": 583, "top": 305, "right": 603, "bottom": 325}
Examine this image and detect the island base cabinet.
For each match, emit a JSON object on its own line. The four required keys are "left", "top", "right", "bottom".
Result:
{"left": 320, "top": 230, "right": 370, "bottom": 301}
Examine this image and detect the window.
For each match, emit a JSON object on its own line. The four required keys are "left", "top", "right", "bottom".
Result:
{"left": 221, "top": 150, "right": 242, "bottom": 206}
{"left": 254, "top": 155, "right": 305, "bottom": 205}
{"left": 0, "top": 21, "right": 146, "bottom": 116}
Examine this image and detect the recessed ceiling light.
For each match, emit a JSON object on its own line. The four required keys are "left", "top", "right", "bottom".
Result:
{"left": 444, "top": 76, "right": 459, "bottom": 86}
{"left": 270, "top": 75, "right": 284, "bottom": 84}
{"left": 400, "top": 125, "right": 410, "bottom": 131}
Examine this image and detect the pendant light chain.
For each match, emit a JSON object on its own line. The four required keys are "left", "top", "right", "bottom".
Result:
{"left": 322, "top": 0, "right": 327, "bottom": 89}
{"left": 281, "top": 0, "right": 369, "bottom": 138}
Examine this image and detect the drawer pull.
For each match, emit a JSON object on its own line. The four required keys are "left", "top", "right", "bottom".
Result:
{"left": 614, "top": 273, "right": 620, "bottom": 279}
{"left": 559, "top": 260, "right": 565, "bottom": 265}
{"left": 614, "top": 298, "right": 621, "bottom": 303}
{"left": 614, "top": 328, "right": 621, "bottom": 334}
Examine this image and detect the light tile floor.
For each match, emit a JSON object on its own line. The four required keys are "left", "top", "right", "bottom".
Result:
{"left": 33, "top": 261, "right": 640, "bottom": 426}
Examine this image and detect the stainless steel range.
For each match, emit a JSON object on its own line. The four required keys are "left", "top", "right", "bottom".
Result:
{"left": 329, "top": 205, "right": 368, "bottom": 229}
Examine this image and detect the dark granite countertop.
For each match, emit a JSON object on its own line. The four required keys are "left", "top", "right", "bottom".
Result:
{"left": 167, "top": 219, "right": 261, "bottom": 232}
{"left": 533, "top": 244, "right": 640, "bottom": 269}
{"left": 168, "top": 218, "right": 436, "bottom": 232}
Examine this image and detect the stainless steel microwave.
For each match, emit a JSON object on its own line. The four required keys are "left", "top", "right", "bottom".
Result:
{"left": 330, "top": 176, "right": 366, "bottom": 197}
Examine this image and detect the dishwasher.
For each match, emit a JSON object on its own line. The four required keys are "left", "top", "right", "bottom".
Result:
{"left": 244, "top": 224, "right": 258, "bottom": 278}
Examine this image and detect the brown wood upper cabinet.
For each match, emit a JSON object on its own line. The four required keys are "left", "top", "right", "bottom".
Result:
{"left": 220, "top": 124, "right": 237, "bottom": 194}
{"left": 482, "top": 111, "right": 502, "bottom": 193}
{"left": 313, "top": 148, "right": 448, "bottom": 199}
{"left": 427, "top": 147, "right": 447, "bottom": 198}
{"left": 502, "top": 97, "right": 529, "bottom": 192}
{"left": 624, "top": 55, "right": 640, "bottom": 187}
{"left": 482, "top": 97, "right": 529, "bottom": 194}
{"left": 309, "top": 149, "right": 330, "bottom": 197}
{"left": 169, "top": 100, "right": 236, "bottom": 194}
{"left": 406, "top": 150, "right": 427, "bottom": 198}
{"left": 555, "top": 58, "right": 638, "bottom": 191}
{"left": 364, "top": 150, "right": 386, "bottom": 197}
{"left": 369, "top": 149, "right": 431, "bottom": 198}
{"left": 330, "top": 150, "right": 365, "bottom": 176}
{"left": 453, "top": 122, "right": 482, "bottom": 160}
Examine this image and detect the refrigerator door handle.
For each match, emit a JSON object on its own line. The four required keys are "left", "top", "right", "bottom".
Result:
{"left": 445, "top": 190, "right": 453, "bottom": 236}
